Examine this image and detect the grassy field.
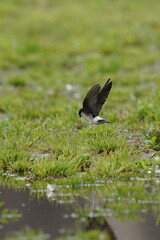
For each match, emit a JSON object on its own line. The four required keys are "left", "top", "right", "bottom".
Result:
{"left": 0, "top": 0, "right": 160, "bottom": 183}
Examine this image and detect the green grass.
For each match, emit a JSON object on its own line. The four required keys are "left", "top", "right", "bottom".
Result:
{"left": 2, "top": 228, "right": 50, "bottom": 240}
{"left": 0, "top": 0, "right": 160, "bottom": 182}
{"left": 2, "top": 228, "right": 111, "bottom": 240}
{"left": 0, "top": 201, "right": 21, "bottom": 225}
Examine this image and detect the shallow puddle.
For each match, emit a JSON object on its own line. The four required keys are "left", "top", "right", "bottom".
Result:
{"left": 0, "top": 175, "right": 160, "bottom": 240}
{"left": 0, "top": 186, "right": 75, "bottom": 239}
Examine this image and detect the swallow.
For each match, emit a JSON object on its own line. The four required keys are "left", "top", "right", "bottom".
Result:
{"left": 78, "top": 78, "right": 112, "bottom": 126}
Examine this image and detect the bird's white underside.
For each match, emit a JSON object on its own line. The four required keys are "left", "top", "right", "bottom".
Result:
{"left": 81, "top": 113, "right": 104, "bottom": 125}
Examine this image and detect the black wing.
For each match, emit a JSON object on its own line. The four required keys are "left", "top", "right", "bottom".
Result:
{"left": 95, "top": 79, "right": 112, "bottom": 116}
{"left": 83, "top": 84, "right": 101, "bottom": 116}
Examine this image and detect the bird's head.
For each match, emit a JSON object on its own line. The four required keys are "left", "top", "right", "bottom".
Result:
{"left": 78, "top": 108, "right": 83, "bottom": 117}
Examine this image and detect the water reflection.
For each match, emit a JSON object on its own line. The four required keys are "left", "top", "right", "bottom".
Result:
{"left": 0, "top": 175, "right": 160, "bottom": 240}
{"left": 0, "top": 186, "right": 75, "bottom": 239}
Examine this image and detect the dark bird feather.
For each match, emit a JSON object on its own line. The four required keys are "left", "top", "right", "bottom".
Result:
{"left": 96, "top": 79, "right": 112, "bottom": 116}
{"left": 82, "top": 84, "right": 101, "bottom": 116}
{"left": 82, "top": 79, "right": 112, "bottom": 117}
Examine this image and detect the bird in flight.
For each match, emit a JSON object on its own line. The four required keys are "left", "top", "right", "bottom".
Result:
{"left": 78, "top": 78, "right": 112, "bottom": 126}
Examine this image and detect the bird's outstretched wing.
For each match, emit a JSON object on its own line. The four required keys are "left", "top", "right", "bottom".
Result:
{"left": 96, "top": 78, "right": 112, "bottom": 116}
{"left": 83, "top": 84, "right": 101, "bottom": 116}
